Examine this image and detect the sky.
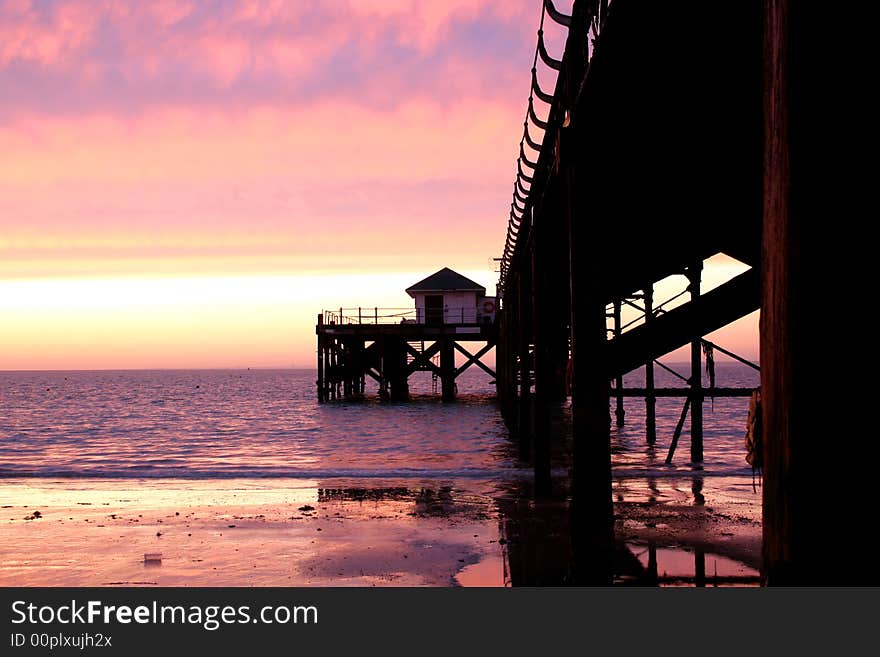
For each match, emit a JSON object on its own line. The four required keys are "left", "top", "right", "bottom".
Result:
{"left": 0, "top": 0, "right": 757, "bottom": 369}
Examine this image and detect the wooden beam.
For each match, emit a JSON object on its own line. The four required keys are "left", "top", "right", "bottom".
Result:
{"left": 617, "top": 387, "right": 755, "bottom": 397}
{"left": 688, "top": 259, "right": 703, "bottom": 462}
{"left": 403, "top": 341, "right": 442, "bottom": 376}
{"left": 606, "top": 268, "right": 760, "bottom": 379}
{"left": 452, "top": 341, "right": 497, "bottom": 378}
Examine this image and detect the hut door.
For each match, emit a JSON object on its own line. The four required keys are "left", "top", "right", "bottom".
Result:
{"left": 425, "top": 295, "right": 444, "bottom": 326}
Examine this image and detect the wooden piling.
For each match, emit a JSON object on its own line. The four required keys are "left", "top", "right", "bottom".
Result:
{"left": 759, "top": 0, "right": 864, "bottom": 584}
{"left": 316, "top": 314, "right": 325, "bottom": 402}
{"left": 440, "top": 338, "right": 456, "bottom": 402}
{"left": 323, "top": 337, "right": 331, "bottom": 401}
{"left": 517, "top": 274, "right": 532, "bottom": 461}
{"left": 613, "top": 299, "right": 625, "bottom": 426}
{"left": 643, "top": 285, "right": 656, "bottom": 443}
{"left": 532, "top": 228, "right": 552, "bottom": 498}
{"left": 388, "top": 338, "right": 409, "bottom": 402}
{"left": 562, "top": 2, "right": 613, "bottom": 584}
{"left": 565, "top": 153, "right": 612, "bottom": 579}
{"left": 688, "top": 260, "right": 703, "bottom": 462}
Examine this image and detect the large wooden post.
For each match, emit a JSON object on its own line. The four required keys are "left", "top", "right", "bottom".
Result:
{"left": 333, "top": 341, "right": 340, "bottom": 401}
{"left": 563, "top": 3, "right": 613, "bottom": 584}
{"left": 388, "top": 338, "right": 409, "bottom": 402}
{"left": 532, "top": 227, "right": 552, "bottom": 497}
{"left": 759, "top": 0, "right": 864, "bottom": 584}
{"left": 643, "top": 285, "right": 656, "bottom": 443}
{"left": 496, "top": 306, "right": 508, "bottom": 415}
{"left": 688, "top": 260, "right": 703, "bottom": 462}
{"left": 440, "top": 338, "right": 456, "bottom": 402}
{"left": 323, "top": 336, "right": 331, "bottom": 401}
{"left": 517, "top": 273, "right": 532, "bottom": 461}
{"left": 342, "top": 343, "right": 352, "bottom": 400}
{"left": 316, "top": 314, "right": 325, "bottom": 402}
{"left": 613, "top": 299, "right": 625, "bottom": 426}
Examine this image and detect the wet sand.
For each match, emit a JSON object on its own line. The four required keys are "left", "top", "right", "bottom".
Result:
{"left": 0, "top": 479, "right": 506, "bottom": 587}
{"left": 613, "top": 475, "right": 762, "bottom": 584}
{"left": 0, "top": 473, "right": 761, "bottom": 586}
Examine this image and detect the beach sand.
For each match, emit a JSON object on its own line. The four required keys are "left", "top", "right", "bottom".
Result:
{"left": 0, "top": 473, "right": 760, "bottom": 587}
{"left": 0, "top": 478, "right": 506, "bottom": 587}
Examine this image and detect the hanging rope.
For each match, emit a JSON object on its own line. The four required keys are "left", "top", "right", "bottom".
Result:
{"left": 528, "top": 97, "right": 549, "bottom": 130}
{"left": 702, "top": 340, "right": 715, "bottom": 410}
{"left": 537, "top": 30, "right": 563, "bottom": 70}
{"left": 531, "top": 68, "right": 555, "bottom": 104}
{"left": 517, "top": 160, "right": 534, "bottom": 184}
{"left": 499, "top": 0, "right": 590, "bottom": 288}
{"left": 523, "top": 122, "right": 543, "bottom": 151}
{"left": 544, "top": 0, "right": 572, "bottom": 27}
{"left": 519, "top": 143, "right": 537, "bottom": 168}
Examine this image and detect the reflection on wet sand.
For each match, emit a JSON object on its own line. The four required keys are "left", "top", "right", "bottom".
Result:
{"left": 0, "top": 475, "right": 760, "bottom": 587}
{"left": 491, "top": 476, "right": 759, "bottom": 587}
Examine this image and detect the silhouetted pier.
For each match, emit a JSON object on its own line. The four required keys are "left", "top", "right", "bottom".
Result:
{"left": 311, "top": 1, "right": 865, "bottom": 585}
{"left": 316, "top": 269, "right": 497, "bottom": 402}
{"left": 492, "top": 0, "right": 849, "bottom": 584}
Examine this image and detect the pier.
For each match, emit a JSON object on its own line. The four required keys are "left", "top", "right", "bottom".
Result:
{"left": 492, "top": 0, "right": 849, "bottom": 584}
{"left": 316, "top": 268, "right": 497, "bottom": 402}
{"left": 312, "top": 1, "right": 863, "bottom": 585}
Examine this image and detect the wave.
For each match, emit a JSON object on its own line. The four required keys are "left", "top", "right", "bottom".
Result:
{"left": 0, "top": 465, "right": 538, "bottom": 480}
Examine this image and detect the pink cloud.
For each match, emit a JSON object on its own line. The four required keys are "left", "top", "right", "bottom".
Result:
{"left": 0, "top": 0, "right": 544, "bottom": 116}
{"left": 0, "top": 1, "right": 564, "bottom": 283}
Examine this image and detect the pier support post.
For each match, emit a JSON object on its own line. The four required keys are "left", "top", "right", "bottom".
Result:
{"left": 342, "top": 344, "right": 352, "bottom": 400}
{"left": 532, "top": 230, "right": 552, "bottom": 498}
{"left": 517, "top": 274, "right": 532, "bottom": 461}
{"left": 440, "top": 338, "right": 456, "bottom": 402}
{"left": 388, "top": 338, "right": 409, "bottom": 402}
{"left": 561, "top": 3, "right": 612, "bottom": 584}
{"left": 759, "top": 0, "right": 869, "bottom": 584}
{"left": 565, "top": 163, "right": 612, "bottom": 579}
{"left": 643, "top": 285, "right": 656, "bottom": 444}
{"left": 323, "top": 338, "right": 331, "bottom": 401}
{"left": 688, "top": 260, "right": 703, "bottom": 462}
{"left": 613, "top": 299, "right": 625, "bottom": 427}
{"left": 316, "top": 314, "right": 325, "bottom": 402}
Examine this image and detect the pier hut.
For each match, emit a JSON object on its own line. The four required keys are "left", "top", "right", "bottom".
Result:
{"left": 316, "top": 268, "right": 497, "bottom": 403}
{"left": 406, "top": 268, "right": 496, "bottom": 326}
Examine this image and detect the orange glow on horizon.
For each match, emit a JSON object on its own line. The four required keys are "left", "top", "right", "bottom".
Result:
{"left": 0, "top": 270, "right": 498, "bottom": 370}
{"left": 0, "top": 258, "right": 758, "bottom": 371}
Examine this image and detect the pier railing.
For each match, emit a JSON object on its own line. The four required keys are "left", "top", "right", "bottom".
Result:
{"left": 501, "top": 0, "right": 613, "bottom": 286}
{"left": 322, "top": 307, "right": 489, "bottom": 326}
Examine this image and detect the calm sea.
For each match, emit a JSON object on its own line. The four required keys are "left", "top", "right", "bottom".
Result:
{"left": 0, "top": 365, "right": 758, "bottom": 481}
{"left": 0, "top": 364, "right": 761, "bottom": 585}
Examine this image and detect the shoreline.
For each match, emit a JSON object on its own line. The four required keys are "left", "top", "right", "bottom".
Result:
{"left": 0, "top": 473, "right": 760, "bottom": 586}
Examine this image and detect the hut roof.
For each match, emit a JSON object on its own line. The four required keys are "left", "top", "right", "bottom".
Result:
{"left": 405, "top": 268, "right": 486, "bottom": 297}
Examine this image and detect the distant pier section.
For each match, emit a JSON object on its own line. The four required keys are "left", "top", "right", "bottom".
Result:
{"left": 316, "top": 268, "right": 497, "bottom": 402}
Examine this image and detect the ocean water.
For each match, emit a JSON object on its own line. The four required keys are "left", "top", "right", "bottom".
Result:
{"left": 0, "top": 369, "right": 513, "bottom": 480}
{"left": 0, "top": 363, "right": 757, "bottom": 481}
{"left": 0, "top": 363, "right": 761, "bottom": 585}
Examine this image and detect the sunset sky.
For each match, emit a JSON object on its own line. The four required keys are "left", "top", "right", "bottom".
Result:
{"left": 0, "top": 0, "right": 757, "bottom": 369}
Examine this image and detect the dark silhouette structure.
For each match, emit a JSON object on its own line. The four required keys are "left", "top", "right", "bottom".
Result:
{"left": 495, "top": 1, "right": 852, "bottom": 584}
{"left": 315, "top": 268, "right": 497, "bottom": 402}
